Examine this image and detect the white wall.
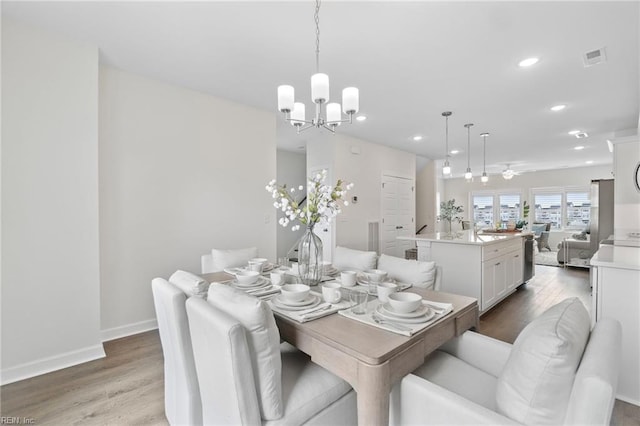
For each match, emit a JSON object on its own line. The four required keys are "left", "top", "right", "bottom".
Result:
{"left": 99, "top": 66, "right": 277, "bottom": 337}
{"left": 307, "top": 133, "right": 416, "bottom": 253}
{"left": 276, "top": 150, "right": 306, "bottom": 259}
{"left": 1, "top": 20, "right": 104, "bottom": 383}
{"left": 444, "top": 165, "right": 613, "bottom": 246}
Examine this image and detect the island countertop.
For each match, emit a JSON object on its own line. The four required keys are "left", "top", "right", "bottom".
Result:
{"left": 591, "top": 244, "right": 640, "bottom": 270}
{"left": 398, "top": 230, "right": 531, "bottom": 246}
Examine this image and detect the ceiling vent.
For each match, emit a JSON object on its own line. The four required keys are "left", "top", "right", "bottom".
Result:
{"left": 575, "top": 132, "right": 589, "bottom": 139}
{"left": 583, "top": 47, "right": 607, "bottom": 67}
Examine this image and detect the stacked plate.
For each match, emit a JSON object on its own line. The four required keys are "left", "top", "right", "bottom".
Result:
{"left": 230, "top": 275, "right": 271, "bottom": 291}
{"left": 271, "top": 293, "right": 321, "bottom": 311}
{"left": 375, "top": 302, "right": 435, "bottom": 324}
{"left": 321, "top": 261, "right": 339, "bottom": 277}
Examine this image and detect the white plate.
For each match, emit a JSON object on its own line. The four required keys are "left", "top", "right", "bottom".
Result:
{"left": 271, "top": 294, "right": 321, "bottom": 311}
{"left": 375, "top": 305, "right": 435, "bottom": 324}
{"left": 380, "top": 302, "right": 431, "bottom": 318}
{"left": 322, "top": 266, "right": 339, "bottom": 276}
{"left": 231, "top": 276, "right": 270, "bottom": 289}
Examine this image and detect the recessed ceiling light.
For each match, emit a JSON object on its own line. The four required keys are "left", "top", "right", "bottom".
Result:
{"left": 568, "top": 130, "right": 581, "bottom": 135}
{"left": 575, "top": 132, "right": 588, "bottom": 139}
{"left": 450, "top": 150, "right": 459, "bottom": 155}
{"left": 518, "top": 57, "right": 539, "bottom": 67}
{"left": 585, "top": 160, "right": 594, "bottom": 164}
{"left": 574, "top": 146, "right": 585, "bottom": 150}
{"left": 412, "top": 135, "right": 423, "bottom": 141}
{"left": 355, "top": 115, "right": 367, "bottom": 122}
{"left": 550, "top": 104, "right": 566, "bottom": 112}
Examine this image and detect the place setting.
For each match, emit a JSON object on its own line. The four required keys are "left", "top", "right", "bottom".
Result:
{"left": 352, "top": 269, "right": 413, "bottom": 294}
{"left": 268, "top": 283, "right": 353, "bottom": 323}
{"left": 338, "top": 283, "right": 453, "bottom": 336}
{"left": 224, "top": 257, "right": 277, "bottom": 275}
{"left": 229, "top": 270, "right": 281, "bottom": 298}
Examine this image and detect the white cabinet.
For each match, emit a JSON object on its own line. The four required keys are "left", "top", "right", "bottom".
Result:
{"left": 591, "top": 245, "right": 640, "bottom": 406}
{"left": 416, "top": 234, "right": 525, "bottom": 314}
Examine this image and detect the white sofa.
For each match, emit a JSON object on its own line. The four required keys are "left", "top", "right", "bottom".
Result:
{"left": 390, "top": 298, "right": 621, "bottom": 425}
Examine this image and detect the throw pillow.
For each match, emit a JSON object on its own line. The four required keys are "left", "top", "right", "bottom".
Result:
{"left": 495, "top": 297, "right": 591, "bottom": 425}
{"left": 211, "top": 247, "right": 258, "bottom": 271}
{"left": 207, "top": 283, "right": 283, "bottom": 420}
{"left": 332, "top": 246, "right": 378, "bottom": 271}
{"left": 377, "top": 254, "right": 436, "bottom": 288}
{"left": 531, "top": 224, "right": 547, "bottom": 237}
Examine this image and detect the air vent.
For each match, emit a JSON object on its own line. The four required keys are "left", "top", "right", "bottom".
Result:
{"left": 583, "top": 47, "right": 607, "bottom": 67}
{"left": 575, "top": 132, "right": 589, "bottom": 139}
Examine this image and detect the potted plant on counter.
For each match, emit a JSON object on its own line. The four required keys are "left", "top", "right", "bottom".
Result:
{"left": 438, "top": 199, "right": 464, "bottom": 237}
{"left": 516, "top": 200, "right": 530, "bottom": 230}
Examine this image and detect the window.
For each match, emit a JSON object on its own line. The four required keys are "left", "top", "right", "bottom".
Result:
{"left": 533, "top": 193, "right": 562, "bottom": 230}
{"left": 531, "top": 187, "right": 590, "bottom": 231}
{"left": 566, "top": 191, "right": 590, "bottom": 230}
{"left": 473, "top": 195, "right": 494, "bottom": 227}
{"left": 500, "top": 194, "right": 521, "bottom": 223}
{"left": 471, "top": 192, "right": 522, "bottom": 229}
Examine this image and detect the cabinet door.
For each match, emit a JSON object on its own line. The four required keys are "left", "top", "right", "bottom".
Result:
{"left": 494, "top": 258, "right": 507, "bottom": 298}
{"left": 507, "top": 251, "right": 523, "bottom": 290}
{"left": 481, "top": 261, "right": 497, "bottom": 309}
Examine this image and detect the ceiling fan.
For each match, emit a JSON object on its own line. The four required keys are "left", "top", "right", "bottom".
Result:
{"left": 502, "top": 164, "right": 522, "bottom": 180}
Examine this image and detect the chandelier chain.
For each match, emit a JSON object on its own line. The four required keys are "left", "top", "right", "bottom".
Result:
{"left": 315, "top": 0, "right": 321, "bottom": 73}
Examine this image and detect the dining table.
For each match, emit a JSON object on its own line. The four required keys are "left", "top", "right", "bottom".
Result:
{"left": 203, "top": 271, "right": 479, "bottom": 426}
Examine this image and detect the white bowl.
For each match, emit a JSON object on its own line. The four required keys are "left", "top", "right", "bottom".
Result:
{"left": 364, "top": 269, "right": 388, "bottom": 283}
{"left": 387, "top": 292, "right": 422, "bottom": 313}
{"left": 235, "top": 270, "right": 260, "bottom": 285}
{"left": 280, "top": 284, "right": 310, "bottom": 303}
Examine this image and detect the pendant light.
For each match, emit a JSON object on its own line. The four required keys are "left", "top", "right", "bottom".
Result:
{"left": 480, "top": 132, "right": 489, "bottom": 183}
{"left": 464, "top": 123, "right": 474, "bottom": 181}
{"left": 442, "top": 111, "right": 452, "bottom": 175}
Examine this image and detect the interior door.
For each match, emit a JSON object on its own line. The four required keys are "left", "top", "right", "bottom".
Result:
{"left": 381, "top": 175, "right": 415, "bottom": 257}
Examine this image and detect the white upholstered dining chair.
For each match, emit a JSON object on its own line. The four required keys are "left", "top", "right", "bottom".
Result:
{"left": 186, "top": 284, "right": 357, "bottom": 425}
{"left": 151, "top": 277, "right": 202, "bottom": 426}
{"left": 389, "top": 297, "right": 621, "bottom": 425}
{"left": 377, "top": 254, "right": 441, "bottom": 291}
{"left": 201, "top": 246, "right": 258, "bottom": 273}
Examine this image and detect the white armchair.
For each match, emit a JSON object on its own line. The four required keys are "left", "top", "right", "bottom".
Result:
{"left": 390, "top": 298, "right": 621, "bottom": 425}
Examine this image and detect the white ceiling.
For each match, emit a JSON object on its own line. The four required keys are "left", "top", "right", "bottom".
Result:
{"left": 4, "top": 1, "right": 639, "bottom": 178}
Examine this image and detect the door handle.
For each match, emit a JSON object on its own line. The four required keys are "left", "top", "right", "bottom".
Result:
{"left": 396, "top": 226, "right": 404, "bottom": 229}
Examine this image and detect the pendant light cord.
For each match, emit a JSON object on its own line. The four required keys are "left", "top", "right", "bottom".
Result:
{"left": 467, "top": 126, "right": 471, "bottom": 169}
{"left": 445, "top": 115, "right": 449, "bottom": 159}
{"left": 315, "top": 0, "right": 321, "bottom": 73}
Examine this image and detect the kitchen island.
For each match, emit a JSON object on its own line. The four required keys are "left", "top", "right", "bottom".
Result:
{"left": 399, "top": 230, "right": 533, "bottom": 313}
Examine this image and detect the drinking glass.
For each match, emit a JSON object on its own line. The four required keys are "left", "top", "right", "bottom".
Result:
{"left": 349, "top": 289, "right": 368, "bottom": 315}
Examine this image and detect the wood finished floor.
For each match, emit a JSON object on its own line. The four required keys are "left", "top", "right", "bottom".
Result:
{"left": 1, "top": 265, "right": 638, "bottom": 425}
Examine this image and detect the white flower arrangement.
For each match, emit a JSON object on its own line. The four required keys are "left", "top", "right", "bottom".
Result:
{"left": 266, "top": 169, "right": 354, "bottom": 231}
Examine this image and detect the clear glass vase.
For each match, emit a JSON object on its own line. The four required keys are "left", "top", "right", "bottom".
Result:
{"left": 298, "top": 224, "right": 323, "bottom": 286}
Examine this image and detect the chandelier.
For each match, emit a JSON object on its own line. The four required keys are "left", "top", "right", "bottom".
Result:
{"left": 442, "top": 111, "right": 452, "bottom": 175}
{"left": 277, "top": 0, "right": 359, "bottom": 133}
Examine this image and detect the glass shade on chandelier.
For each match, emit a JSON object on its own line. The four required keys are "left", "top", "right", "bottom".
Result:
{"left": 276, "top": 0, "right": 359, "bottom": 134}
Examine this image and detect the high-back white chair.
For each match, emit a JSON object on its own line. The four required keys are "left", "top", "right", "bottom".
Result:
{"left": 186, "top": 285, "right": 357, "bottom": 425}
{"left": 389, "top": 298, "right": 621, "bottom": 425}
{"left": 201, "top": 246, "right": 258, "bottom": 273}
{"left": 377, "top": 253, "right": 441, "bottom": 291}
{"left": 332, "top": 245, "right": 378, "bottom": 272}
{"left": 151, "top": 278, "right": 202, "bottom": 426}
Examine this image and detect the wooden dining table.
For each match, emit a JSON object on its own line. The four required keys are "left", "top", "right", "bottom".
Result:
{"left": 204, "top": 271, "right": 479, "bottom": 426}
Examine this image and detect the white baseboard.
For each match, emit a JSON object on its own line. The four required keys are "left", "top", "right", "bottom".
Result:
{"left": 1, "top": 344, "right": 106, "bottom": 385}
{"left": 100, "top": 318, "right": 158, "bottom": 342}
